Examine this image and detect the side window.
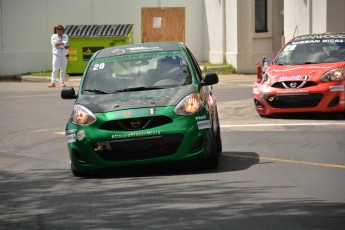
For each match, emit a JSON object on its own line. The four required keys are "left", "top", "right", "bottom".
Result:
{"left": 186, "top": 48, "right": 203, "bottom": 81}
{"left": 255, "top": 0, "right": 268, "bottom": 33}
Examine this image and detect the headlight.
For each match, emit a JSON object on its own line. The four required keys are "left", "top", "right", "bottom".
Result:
{"left": 72, "top": 104, "right": 96, "bottom": 126}
{"left": 321, "top": 68, "right": 344, "bottom": 82}
{"left": 174, "top": 93, "right": 202, "bottom": 115}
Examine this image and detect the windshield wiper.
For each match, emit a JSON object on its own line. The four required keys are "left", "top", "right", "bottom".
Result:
{"left": 113, "top": 86, "right": 164, "bottom": 93}
{"left": 274, "top": 62, "right": 285, "bottom": 65}
{"left": 83, "top": 88, "right": 109, "bottom": 94}
{"left": 303, "top": 62, "right": 319, "bottom": 64}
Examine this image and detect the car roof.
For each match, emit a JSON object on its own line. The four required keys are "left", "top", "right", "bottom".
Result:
{"left": 95, "top": 41, "right": 184, "bottom": 59}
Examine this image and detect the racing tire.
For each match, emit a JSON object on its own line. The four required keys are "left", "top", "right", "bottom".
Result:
{"left": 201, "top": 131, "right": 219, "bottom": 169}
{"left": 216, "top": 124, "right": 222, "bottom": 154}
{"left": 215, "top": 112, "right": 223, "bottom": 153}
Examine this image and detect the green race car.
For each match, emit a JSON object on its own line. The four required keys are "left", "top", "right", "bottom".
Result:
{"left": 61, "top": 41, "right": 222, "bottom": 177}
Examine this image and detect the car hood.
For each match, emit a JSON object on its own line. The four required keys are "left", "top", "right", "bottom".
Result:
{"left": 266, "top": 62, "right": 345, "bottom": 82}
{"left": 76, "top": 85, "right": 196, "bottom": 113}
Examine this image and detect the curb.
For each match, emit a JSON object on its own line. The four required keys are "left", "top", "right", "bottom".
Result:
{"left": 21, "top": 75, "right": 51, "bottom": 82}
{"left": 0, "top": 75, "right": 82, "bottom": 82}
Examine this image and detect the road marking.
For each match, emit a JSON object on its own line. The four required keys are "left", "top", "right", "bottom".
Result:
{"left": 55, "top": 122, "right": 345, "bottom": 135}
{"left": 223, "top": 153, "right": 345, "bottom": 169}
{"left": 1, "top": 94, "right": 59, "bottom": 99}
{"left": 54, "top": 132, "right": 65, "bottom": 135}
{"left": 221, "top": 122, "right": 345, "bottom": 128}
{"left": 238, "top": 84, "right": 253, "bottom": 87}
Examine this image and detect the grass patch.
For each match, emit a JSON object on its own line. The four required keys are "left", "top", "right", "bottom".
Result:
{"left": 199, "top": 62, "right": 237, "bottom": 75}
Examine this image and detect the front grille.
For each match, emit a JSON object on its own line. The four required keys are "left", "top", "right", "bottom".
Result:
{"left": 93, "top": 134, "right": 183, "bottom": 161}
{"left": 72, "top": 149, "right": 89, "bottom": 164}
{"left": 328, "top": 96, "right": 340, "bottom": 107}
{"left": 264, "top": 93, "right": 323, "bottom": 108}
{"left": 99, "top": 116, "right": 173, "bottom": 131}
{"left": 272, "top": 81, "right": 317, "bottom": 89}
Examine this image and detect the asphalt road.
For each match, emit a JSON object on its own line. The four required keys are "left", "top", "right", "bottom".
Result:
{"left": 0, "top": 75, "right": 344, "bottom": 230}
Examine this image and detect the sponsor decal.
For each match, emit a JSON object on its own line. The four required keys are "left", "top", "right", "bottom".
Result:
{"left": 66, "top": 134, "right": 76, "bottom": 143}
{"left": 195, "top": 115, "right": 207, "bottom": 121}
{"left": 279, "top": 76, "right": 310, "bottom": 81}
{"left": 82, "top": 47, "right": 104, "bottom": 61}
{"left": 330, "top": 85, "right": 345, "bottom": 92}
{"left": 66, "top": 129, "right": 77, "bottom": 134}
{"left": 77, "top": 130, "right": 86, "bottom": 141}
{"left": 112, "top": 131, "right": 161, "bottom": 139}
{"left": 114, "top": 108, "right": 156, "bottom": 119}
{"left": 111, "top": 49, "right": 126, "bottom": 55}
{"left": 197, "top": 120, "right": 211, "bottom": 130}
{"left": 293, "top": 35, "right": 345, "bottom": 44}
{"left": 92, "top": 51, "right": 181, "bottom": 65}
{"left": 68, "top": 48, "right": 77, "bottom": 62}
{"left": 127, "top": 46, "right": 161, "bottom": 52}
{"left": 276, "top": 90, "right": 309, "bottom": 94}
{"left": 295, "top": 34, "right": 345, "bottom": 40}
{"left": 292, "top": 39, "right": 344, "bottom": 45}
{"left": 302, "top": 76, "right": 310, "bottom": 81}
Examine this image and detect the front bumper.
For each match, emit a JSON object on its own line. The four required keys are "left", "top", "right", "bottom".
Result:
{"left": 65, "top": 107, "right": 213, "bottom": 172}
{"left": 253, "top": 82, "right": 345, "bottom": 115}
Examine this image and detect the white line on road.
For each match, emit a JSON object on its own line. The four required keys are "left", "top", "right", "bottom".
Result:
{"left": 238, "top": 84, "right": 253, "bottom": 87}
{"left": 221, "top": 122, "right": 345, "bottom": 128}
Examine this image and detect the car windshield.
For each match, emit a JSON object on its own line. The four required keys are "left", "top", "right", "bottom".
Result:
{"left": 82, "top": 51, "right": 192, "bottom": 94}
{"left": 274, "top": 37, "right": 345, "bottom": 65}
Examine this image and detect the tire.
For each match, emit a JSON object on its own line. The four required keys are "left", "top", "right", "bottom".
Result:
{"left": 214, "top": 109, "right": 222, "bottom": 153}
{"left": 216, "top": 122, "right": 222, "bottom": 154}
{"left": 201, "top": 131, "right": 219, "bottom": 169}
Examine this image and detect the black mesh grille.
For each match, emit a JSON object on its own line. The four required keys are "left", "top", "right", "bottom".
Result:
{"left": 99, "top": 116, "right": 173, "bottom": 131}
{"left": 264, "top": 93, "right": 323, "bottom": 108}
{"left": 93, "top": 134, "right": 183, "bottom": 161}
{"left": 271, "top": 81, "right": 318, "bottom": 89}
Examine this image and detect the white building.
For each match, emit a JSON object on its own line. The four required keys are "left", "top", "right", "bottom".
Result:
{"left": 0, "top": 0, "right": 344, "bottom": 76}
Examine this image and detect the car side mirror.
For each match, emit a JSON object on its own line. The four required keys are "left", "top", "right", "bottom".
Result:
{"left": 61, "top": 87, "right": 77, "bottom": 99}
{"left": 202, "top": 73, "right": 219, "bottom": 86}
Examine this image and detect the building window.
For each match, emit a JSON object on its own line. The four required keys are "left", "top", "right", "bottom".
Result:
{"left": 255, "top": 0, "right": 267, "bottom": 33}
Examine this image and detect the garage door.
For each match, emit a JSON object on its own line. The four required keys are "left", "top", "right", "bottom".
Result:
{"left": 141, "top": 7, "right": 185, "bottom": 43}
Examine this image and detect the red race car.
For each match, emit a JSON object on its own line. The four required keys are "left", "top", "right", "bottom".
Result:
{"left": 253, "top": 33, "right": 345, "bottom": 118}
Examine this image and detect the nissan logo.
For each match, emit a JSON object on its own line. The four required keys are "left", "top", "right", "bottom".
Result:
{"left": 130, "top": 119, "right": 141, "bottom": 128}
{"left": 290, "top": 82, "right": 297, "bottom": 88}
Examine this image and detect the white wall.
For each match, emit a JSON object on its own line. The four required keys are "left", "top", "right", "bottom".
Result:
{"left": 0, "top": 0, "right": 204, "bottom": 75}
{"left": 204, "top": 0, "right": 224, "bottom": 64}
{"left": 225, "top": 0, "right": 281, "bottom": 73}
{"left": 284, "top": 0, "right": 345, "bottom": 42}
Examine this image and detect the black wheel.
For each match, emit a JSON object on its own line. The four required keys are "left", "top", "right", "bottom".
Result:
{"left": 215, "top": 112, "right": 222, "bottom": 153}
{"left": 201, "top": 132, "right": 219, "bottom": 169}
